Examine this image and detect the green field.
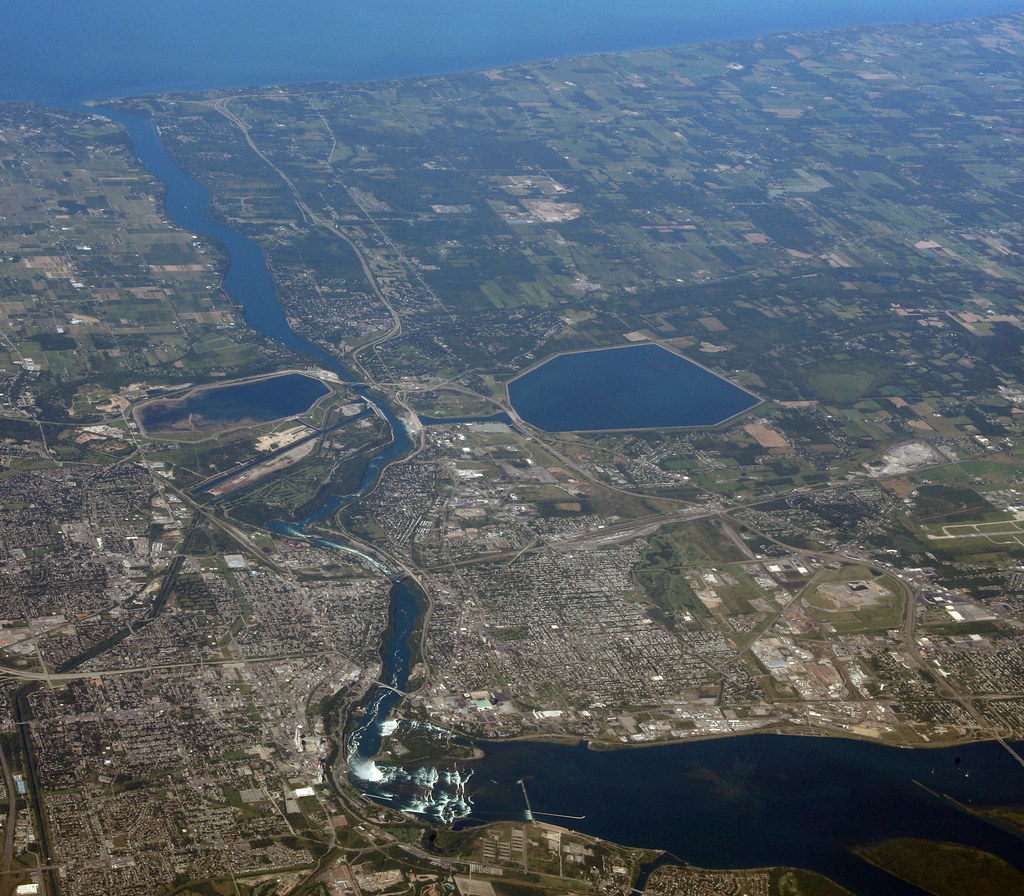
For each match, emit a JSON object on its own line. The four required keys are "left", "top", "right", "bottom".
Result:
{"left": 858, "top": 839, "right": 1024, "bottom": 896}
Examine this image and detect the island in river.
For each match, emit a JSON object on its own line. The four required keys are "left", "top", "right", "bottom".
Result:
{"left": 4, "top": 11, "right": 1024, "bottom": 896}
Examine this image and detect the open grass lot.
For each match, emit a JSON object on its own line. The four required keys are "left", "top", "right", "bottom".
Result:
{"left": 804, "top": 564, "right": 906, "bottom": 633}
{"left": 858, "top": 838, "right": 1024, "bottom": 896}
{"left": 0, "top": 107, "right": 280, "bottom": 424}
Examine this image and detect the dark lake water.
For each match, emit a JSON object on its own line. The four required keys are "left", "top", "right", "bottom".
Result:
{"left": 468, "top": 735, "right": 1024, "bottom": 895}
{"left": 4, "top": 1, "right": 1023, "bottom": 108}
{"left": 138, "top": 372, "right": 328, "bottom": 431}
{"left": 508, "top": 344, "right": 759, "bottom": 431}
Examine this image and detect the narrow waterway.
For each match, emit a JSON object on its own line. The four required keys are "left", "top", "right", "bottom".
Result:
{"left": 101, "top": 106, "right": 430, "bottom": 806}
{"left": 101, "top": 107, "right": 412, "bottom": 507}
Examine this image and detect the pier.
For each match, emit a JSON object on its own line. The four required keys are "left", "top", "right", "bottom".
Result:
{"left": 517, "top": 779, "right": 585, "bottom": 823}
{"left": 518, "top": 779, "right": 533, "bottom": 822}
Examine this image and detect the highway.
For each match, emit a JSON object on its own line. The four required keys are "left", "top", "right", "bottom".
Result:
{"left": 0, "top": 745, "right": 16, "bottom": 896}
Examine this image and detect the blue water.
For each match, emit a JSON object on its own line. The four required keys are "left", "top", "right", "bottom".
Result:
{"left": 99, "top": 107, "right": 412, "bottom": 509}
{"left": 333, "top": 548, "right": 1024, "bottom": 896}
{"left": 138, "top": 372, "right": 328, "bottom": 431}
{"left": 344, "top": 575, "right": 1024, "bottom": 895}
{"left": 467, "top": 735, "right": 1024, "bottom": 895}
{"left": 3, "top": 1, "right": 1023, "bottom": 108}
{"left": 509, "top": 344, "right": 759, "bottom": 431}
{"left": 99, "top": 107, "right": 344, "bottom": 363}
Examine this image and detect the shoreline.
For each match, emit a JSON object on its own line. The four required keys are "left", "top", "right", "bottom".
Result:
{"left": 452, "top": 720, "right": 1024, "bottom": 757}
{"left": 505, "top": 341, "right": 762, "bottom": 433}
{"left": 65, "top": 10, "right": 1024, "bottom": 111}
{"left": 132, "top": 367, "right": 337, "bottom": 437}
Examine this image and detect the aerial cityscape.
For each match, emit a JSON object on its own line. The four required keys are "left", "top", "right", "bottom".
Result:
{"left": 2, "top": 5, "right": 1024, "bottom": 896}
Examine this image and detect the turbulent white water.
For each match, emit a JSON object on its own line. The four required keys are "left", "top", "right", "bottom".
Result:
{"left": 347, "top": 718, "right": 474, "bottom": 822}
